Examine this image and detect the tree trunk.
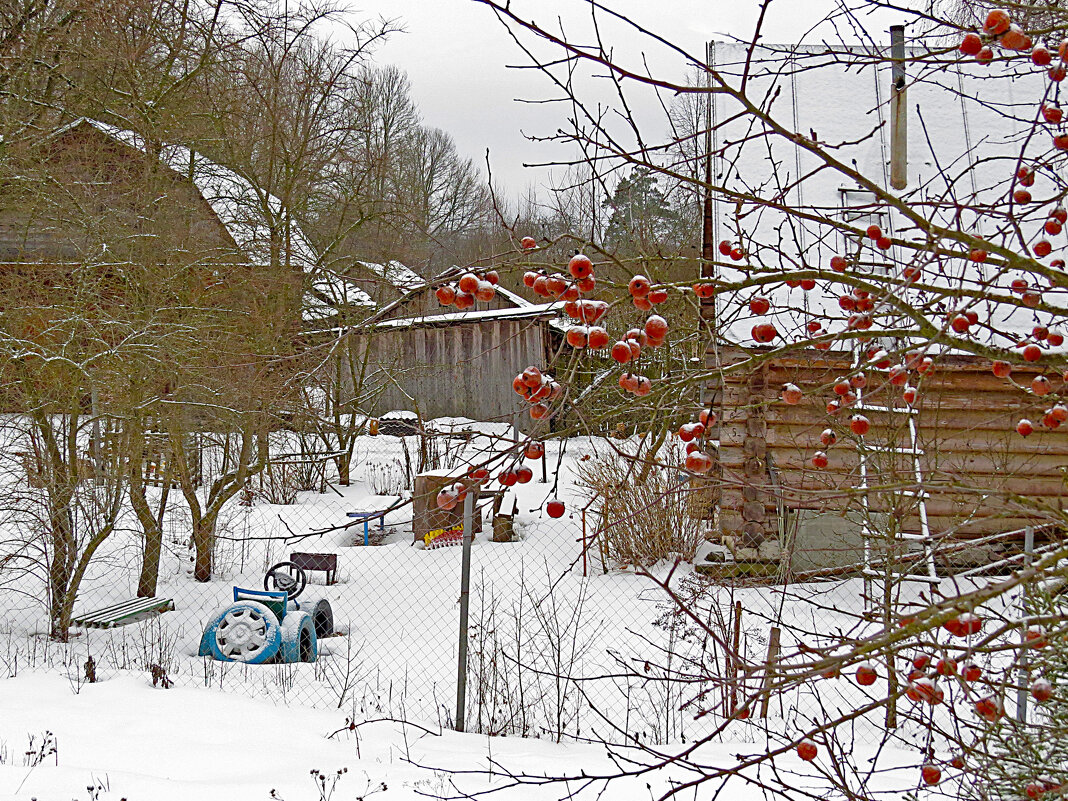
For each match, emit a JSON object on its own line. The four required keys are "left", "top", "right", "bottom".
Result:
{"left": 131, "top": 479, "right": 164, "bottom": 596}
{"left": 336, "top": 452, "right": 350, "bottom": 485}
{"left": 48, "top": 503, "right": 76, "bottom": 641}
{"left": 129, "top": 416, "right": 167, "bottom": 597}
{"left": 192, "top": 510, "right": 217, "bottom": 583}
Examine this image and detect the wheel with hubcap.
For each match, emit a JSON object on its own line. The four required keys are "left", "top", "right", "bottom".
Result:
{"left": 205, "top": 600, "right": 281, "bottom": 664}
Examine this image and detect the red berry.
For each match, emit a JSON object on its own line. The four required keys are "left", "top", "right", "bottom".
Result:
{"left": 685, "top": 450, "right": 713, "bottom": 473}
{"left": 983, "top": 9, "right": 1010, "bottom": 35}
{"left": 960, "top": 32, "right": 983, "bottom": 56}
{"left": 546, "top": 499, "right": 565, "bottom": 518}
{"left": 1032, "top": 678, "right": 1053, "bottom": 702}
{"left": 521, "top": 236, "right": 537, "bottom": 250}
{"left": 1032, "top": 45, "right": 1053, "bottom": 66}
{"left": 752, "top": 323, "right": 778, "bottom": 344}
{"left": 568, "top": 254, "right": 593, "bottom": 279}
{"left": 628, "top": 275, "right": 651, "bottom": 298}
{"left": 645, "top": 315, "right": 669, "bottom": 340}
{"left": 855, "top": 662, "right": 878, "bottom": 686}
{"left": 796, "top": 740, "right": 818, "bottom": 761}
{"left": 974, "top": 695, "right": 1003, "bottom": 722}
{"left": 922, "top": 764, "right": 941, "bottom": 786}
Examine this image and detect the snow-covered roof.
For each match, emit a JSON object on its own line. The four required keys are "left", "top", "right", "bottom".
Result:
{"left": 51, "top": 118, "right": 320, "bottom": 272}
{"left": 491, "top": 283, "right": 532, "bottom": 308}
{"left": 303, "top": 269, "right": 376, "bottom": 323}
{"left": 356, "top": 260, "right": 425, "bottom": 293}
{"left": 703, "top": 43, "right": 1067, "bottom": 355}
{"left": 365, "top": 301, "right": 563, "bottom": 331}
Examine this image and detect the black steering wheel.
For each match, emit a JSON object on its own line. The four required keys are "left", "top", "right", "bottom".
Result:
{"left": 264, "top": 561, "right": 307, "bottom": 600}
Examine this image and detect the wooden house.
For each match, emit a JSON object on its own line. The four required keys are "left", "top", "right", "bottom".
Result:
{"left": 699, "top": 43, "right": 1067, "bottom": 558}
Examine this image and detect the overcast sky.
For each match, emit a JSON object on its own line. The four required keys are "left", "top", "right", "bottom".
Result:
{"left": 348, "top": 0, "right": 910, "bottom": 203}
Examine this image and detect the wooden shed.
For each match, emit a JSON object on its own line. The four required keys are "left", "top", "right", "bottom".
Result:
{"left": 709, "top": 345, "right": 1068, "bottom": 550}
{"left": 350, "top": 301, "right": 563, "bottom": 424}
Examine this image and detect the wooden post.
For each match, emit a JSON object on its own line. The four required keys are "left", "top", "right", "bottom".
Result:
{"left": 759, "top": 627, "right": 780, "bottom": 718}
{"left": 730, "top": 600, "right": 742, "bottom": 714}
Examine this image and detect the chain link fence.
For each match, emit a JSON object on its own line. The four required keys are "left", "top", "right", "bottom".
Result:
{"left": 0, "top": 415, "right": 1037, "bottom": 755}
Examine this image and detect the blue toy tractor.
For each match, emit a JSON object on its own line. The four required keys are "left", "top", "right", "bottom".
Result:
{"left": 199, "top": 562, "right": 334, "bottom": 664}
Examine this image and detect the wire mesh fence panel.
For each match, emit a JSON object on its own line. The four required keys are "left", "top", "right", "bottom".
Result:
{"left": 0, "top": 418, "right": 1051, "bottom": 758}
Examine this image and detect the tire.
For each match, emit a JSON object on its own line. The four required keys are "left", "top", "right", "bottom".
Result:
{"left": 201, "top": 601, "right": 282, "bottom": 664}
{"left": 279, "top": 610, "right": 317, "bottom": 663}
{"left": 298, "top": 597, "right": 334, "bottom": 641}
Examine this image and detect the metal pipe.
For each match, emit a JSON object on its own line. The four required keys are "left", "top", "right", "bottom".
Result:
{"left": 1016, "top": 525, "right": 1035, "bottom": 724}
{"left": 581, "top": 509, "right": 587, "bottom": 577}
{"left": 890, "top": 25, "right": 908, "bottom": 190}
{"left": 454, "top": 491, "right": 475, "bottom": 731}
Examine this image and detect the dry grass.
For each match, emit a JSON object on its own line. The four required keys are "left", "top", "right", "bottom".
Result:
{"left": 578, "top": 445, "right": 712, "bottom": 567}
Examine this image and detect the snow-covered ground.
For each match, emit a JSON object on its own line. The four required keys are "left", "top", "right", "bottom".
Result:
{"left": 0, "top": 672, "right": 930, "bottom": 801}
{"left": 0, "top": 417, "right": 1022, "bottom": 799}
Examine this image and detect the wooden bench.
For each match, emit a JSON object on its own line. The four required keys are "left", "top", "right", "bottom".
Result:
{"left": 289, "top": 552, "right": 338, "bottom": 585}
{"left": 73, "top": 596, "right": 175, "bottom": 629}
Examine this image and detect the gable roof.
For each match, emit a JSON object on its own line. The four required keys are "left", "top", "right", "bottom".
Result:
{"left": 50, "top": 118, "right": 322, "bottom": 273}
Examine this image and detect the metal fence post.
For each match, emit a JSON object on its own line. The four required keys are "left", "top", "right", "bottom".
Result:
{"left": 1016, "top": 525, "right": 1035, "bottom": 724}
{"left": 455, "top": 490, "right": 475, "bottom": 731}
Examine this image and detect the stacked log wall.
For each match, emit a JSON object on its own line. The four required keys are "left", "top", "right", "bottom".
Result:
{"left": 713, "top": 348, "right": 1068, "bottom": 541}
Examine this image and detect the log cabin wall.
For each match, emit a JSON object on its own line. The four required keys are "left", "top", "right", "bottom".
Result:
{"left": 713, "top": 347, "right": 1068, "bottom": 542}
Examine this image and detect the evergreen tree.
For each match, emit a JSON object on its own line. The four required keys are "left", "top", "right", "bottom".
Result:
{"left": 602, "top": 167, "right": 686, "bottom": 256}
